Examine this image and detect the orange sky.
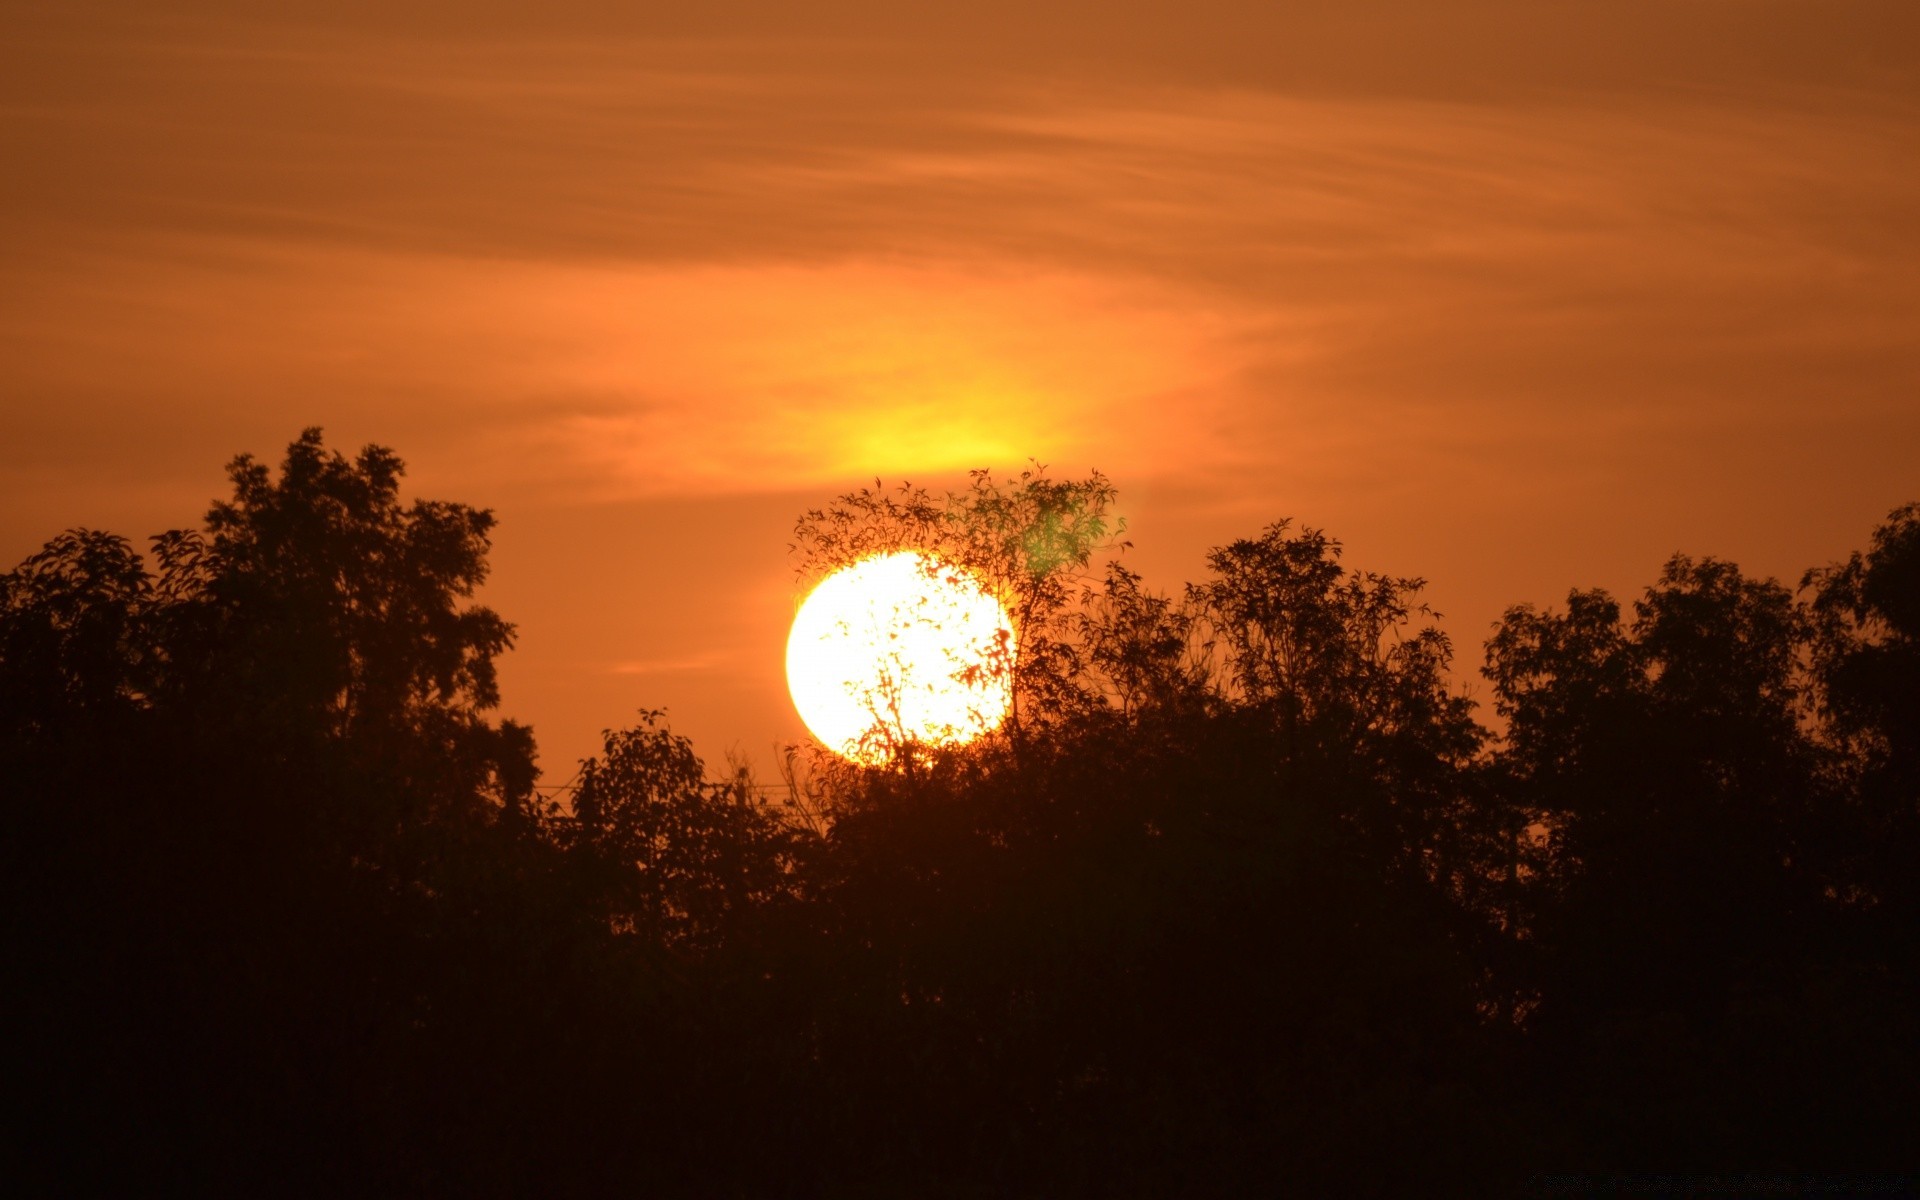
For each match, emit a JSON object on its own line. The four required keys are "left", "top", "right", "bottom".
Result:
{"left": 5, "top": 1, "right": 1918, "bottom": 778}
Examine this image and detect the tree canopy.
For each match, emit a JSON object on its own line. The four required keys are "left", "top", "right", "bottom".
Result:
{"left": 6, "top": 431, "right": 1917, "bottom": 1196}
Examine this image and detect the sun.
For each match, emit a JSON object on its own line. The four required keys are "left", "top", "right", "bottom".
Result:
{"left": 786, "top": 551, "right": 1014, "bottom": 763}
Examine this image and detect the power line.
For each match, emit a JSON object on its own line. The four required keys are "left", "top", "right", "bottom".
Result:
{"left": 531, "top": 772, "right": 794, "bottom": 797}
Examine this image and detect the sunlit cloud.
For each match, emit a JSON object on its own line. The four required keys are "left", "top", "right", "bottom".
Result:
{"left": 607, "top": 650, "right": 738, "bottom": 676}
{"left": 5, "top": 3, "right": 1919, "bottom": 774}
{"left": 6, "top": 27, "right": 1914, "bottom": 514}
{"left": 527, "top": 263, "right": 1255, "bottom": 495}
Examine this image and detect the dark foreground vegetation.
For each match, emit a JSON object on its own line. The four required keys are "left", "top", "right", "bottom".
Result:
{"left": 5, "top": 430, "right": 1918, "bottom": 1196}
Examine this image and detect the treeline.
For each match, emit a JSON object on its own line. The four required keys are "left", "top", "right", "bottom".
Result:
{"left": 4, "top": 430, "right": 1916, "bottom": 1196}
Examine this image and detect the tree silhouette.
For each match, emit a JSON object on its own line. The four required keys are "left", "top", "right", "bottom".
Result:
{"left": 0, "top": 529, "right": 155, "bottom": 735}
{"left": 1483, "top": 552, "right": 1917, "bottom": 1165}
{"left": 1191, "top": 520, "right": 1483, "bottom": 876}
{"left": 1805, "top": 504, "right": 1920, "bottom": 1005}
{"left": 7, "top": 431, "right": 1918, "bottom": 1195}
{"left": 1078, "top": 560, "right": 1212, "bottom": 724}
{"left": 792, "top": 464, "right": 1124, "bottom": 761}
{"left": 4, "top": 431, "right": 559, "bottom": 1193}
{"left": 569, "top": 710, "right": 810, "bottom": 952}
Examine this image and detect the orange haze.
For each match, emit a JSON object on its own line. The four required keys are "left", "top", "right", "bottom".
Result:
{"left": 5, "top": 1, "right": 1918, "bottom": 775}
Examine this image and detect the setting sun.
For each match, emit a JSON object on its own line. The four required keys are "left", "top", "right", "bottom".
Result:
{"left": 785, "top": 551, "right": 1014, "bottom": 762}
{"left": 9, "top": 0, "right": 1919, "bottom": 1188}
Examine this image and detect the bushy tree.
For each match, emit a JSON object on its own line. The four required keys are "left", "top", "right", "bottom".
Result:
{"left": 1190, "top": 521, "right": 1483, "bottom": 879}
{"left": 0, "top": 529, "right": 155, "bottom": 737}
{"left": 1077, "top": 561, "right": 1213, "bottom": 726}
{"left": 570, "top": 711, "right": 809, "bottom": 952}
{"left": 791, "top": 464, "right": 1124, "bottom": 760}
{"left": 1805, "top": 503, "right": 1920, "bottom": 945}
{"left": 1482, "top": 555, "right": 1873, "bottom": 1163}
{"left": 1487, "top": 558, "right": 1815, "bottom": 965}
{"left": 2, "top": 431, "right": 559, "bottom": 1193}
{"left": 173, "top": 430, "right": 531, "bottom": 819}
{"left": 10, "top": 429, "right": 1918, "bottom": 1195}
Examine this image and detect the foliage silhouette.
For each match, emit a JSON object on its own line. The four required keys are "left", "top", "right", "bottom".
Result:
{"left": 568, "top": 710, "right": 811, "bottom": 953}
{"left": 6, "top": 434, "right": 1918, "bottom": 1196}
{"left": 792, "top": 465, "right": 1124, "bottom": 760}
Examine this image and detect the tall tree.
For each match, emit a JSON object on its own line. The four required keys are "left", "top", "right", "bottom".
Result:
{"left": 2, "top": 431, "right": 557, "bottom": 1193}
{"left": 791, "top": 464, "right": 1124, "bottom": 762}
{"left": 569, "top": 711, "right": 809, "bottom": 953}
{"left": 1191, "top": 520, "right": 1483, "bottom": 879}
{"left": 1483, "top": 555, "right": 1840, "bottom": 1162}
{"left": 1805, "top": 503, "right": 1920, "bottom": 946}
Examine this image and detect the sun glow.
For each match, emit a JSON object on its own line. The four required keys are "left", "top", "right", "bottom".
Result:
{"left": 785, "top": 551, "right": 1014, "bottom": 763}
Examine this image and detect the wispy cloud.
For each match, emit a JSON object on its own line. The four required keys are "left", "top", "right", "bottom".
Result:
{"left": 7, "top": 1, "right": 1916, "bottom": 767}
{"left": 5, "top": 30, "right": 1914, "bottom": 509}
{"left": 606, "top": 650, "right": 739, "bottom": 676}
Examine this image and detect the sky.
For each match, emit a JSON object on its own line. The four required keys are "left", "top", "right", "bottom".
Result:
{"left": 4, "top": 0, "right": 1918, "bottom": 779}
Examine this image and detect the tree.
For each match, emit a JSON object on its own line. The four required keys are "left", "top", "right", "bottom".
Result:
{"left": 12, "top": 428, "right": 1916, "bottom": 1193}
{"left": 791, "top": 464, "right": 1124, "bottom": 762}
{"left": 1483, "top": 555, "right": 1845, "bottom": 1163}
{"left": 1190, "top": 520, "right": 1483, "bottom": 880}
{"left": 1487, "top": 558, "right": 1816, "bottom": 968}
{"left": 569, "top": 711, "right": 809, "bottom": 953}
{"left": 2, "top": 430, "right": 561, "bottom": 1194}
{"left": 156, "top": 429, "right": 538, "bottom": 850}
{"left": 1077, "top": 560, "right": 1213, "bottom": 726}
{"left": 1805, "top": 503, "right": 1920, "bottom": 941}
{"left": 0, "top": 529, "right": 154, "bottom": 739}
